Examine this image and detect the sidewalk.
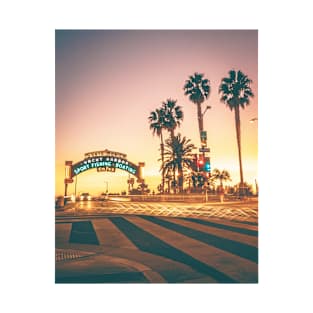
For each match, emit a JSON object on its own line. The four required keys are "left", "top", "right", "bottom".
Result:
{"left": 56, "top": 249, "right": 165, "bottom": 283}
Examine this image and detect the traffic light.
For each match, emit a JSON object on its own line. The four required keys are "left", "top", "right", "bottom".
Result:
{"left": 191, "top": 154, "right": 210, "bottom": 173}
{"left": 203, "top": 157, "right": 211, "bottom": 173}
{"left": 198, "top": 155, "right": 204, "bottom": 168}
{"left": 197, "top": 156, "right": 210, "bottom": 173}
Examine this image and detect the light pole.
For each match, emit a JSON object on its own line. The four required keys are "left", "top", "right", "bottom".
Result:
{"left": 104, "top": 181, "right": 108, "bottom": 195}
{"left": 200, "top": 105, "right": 211, "bottom": 198}
{"left": 249, "top": 117, "right": 258, "bottom": 196}
{"left": 74, "top": 175, "right": 78, "bottom": 201}
{"left": 200, "top": 105, "right": 211, "bottom": 156}
{"left": 255, "top": 179, "right": 259, "bottom": 196}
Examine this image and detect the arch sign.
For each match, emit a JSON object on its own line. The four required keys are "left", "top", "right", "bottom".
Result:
{"left": 64, "top": 149, "right": 145, "bottom": 194}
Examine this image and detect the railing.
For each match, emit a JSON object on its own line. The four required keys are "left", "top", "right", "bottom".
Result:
{"left": 105, "top": 194, "right": 256, "bottom": 203}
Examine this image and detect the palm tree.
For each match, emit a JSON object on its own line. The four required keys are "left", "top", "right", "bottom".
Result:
{"left": 161, "top": 133, "right": 195, "bottom": 193}
{"left": 161, "top": 99, "right": 183, "bottom": 139}
{"left": 219, "top": 69, "right": 254, "bottom": 196}
{"left": 183, "top": 72, "right": 211, "bottom": 141}
{"left": 148, "top": 108, "right": 166, "bottom": 192}
{"left": 210, "top": 168, "right": 231, "bottom": 188}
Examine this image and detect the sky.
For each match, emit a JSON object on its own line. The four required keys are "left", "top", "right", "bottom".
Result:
{"left": 55, "top": 30, "right": 258, "bottom": 196}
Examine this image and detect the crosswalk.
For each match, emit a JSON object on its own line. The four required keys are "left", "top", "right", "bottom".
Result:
{"left": 56, "top": 214, "right": 258, "bottom": 283}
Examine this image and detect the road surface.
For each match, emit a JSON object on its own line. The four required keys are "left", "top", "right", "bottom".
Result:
{"left": 56, "top": 200, "right": 258, "bottom": 283}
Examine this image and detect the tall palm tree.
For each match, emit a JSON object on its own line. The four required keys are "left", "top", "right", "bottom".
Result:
{"left": 219, "top": 69, "right": 254, "bottom": 195}
{"left": 149, "top": 108, "right": 166, "bottom": 192}
{"left": 210, "top": 168, "right": 231, "bottom": 188}
{"left": 161, "top": 99, "right": 184, "bottom": 139}
{"left": 183, "top": 72, "right": 211, "bottom": 141}
{"left": 161, "top": 133, "right": 195, "bottom": 193}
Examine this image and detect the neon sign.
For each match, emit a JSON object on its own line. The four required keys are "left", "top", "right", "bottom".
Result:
{"left": 84, "top": 149, "right": 127, "bottom": 159}
{"left": 97, "top": 167, "right": 116, "bottom": 172}
{"left": 72, "top": 156, "right": 138, "bottom": 176}
{"left": 64, "top": 149, "right": 145, "bottom": 193}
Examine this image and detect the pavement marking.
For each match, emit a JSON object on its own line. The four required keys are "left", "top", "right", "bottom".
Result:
{"left": 183, "top": 217, "right": 258, "bottom": 236}
{"left": 92, "top": 218, "right": 138, "bottom": 250}
{"left": 56, "top": 213, "right": 258, "bottom": 283}
{"left": 69, "top": 221, "right": 99, "bottom": 245}
{"left": 55, "top": 223, "right": 72, "bottom": 245}
{"left": 129, "top": 216, "right": 258, "bottom": 283}
{"left": 142, "top": 215, "right": 258, "bottom": 263}
{"left": 110, "top": 216, "right": 236, "bottom": 283}
{"left": 204, "top": 217, "right": 258, "bottom": 230}
{"left": 165, "top": 217, "right": 258, "bottom": 248}
{"left": 103, "top": 246, "right": 214, "bottom": 283}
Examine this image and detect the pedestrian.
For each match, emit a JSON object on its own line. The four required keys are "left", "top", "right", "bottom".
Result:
{"left": 218, "top": 185, "right": 225, "bottom": 203}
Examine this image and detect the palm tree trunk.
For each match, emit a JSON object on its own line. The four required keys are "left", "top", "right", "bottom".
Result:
{"left": 197, "top": 102, "right": 203, "bottom": 137}
{"left": 173, "top": 170, "right": 176, "bottom": 194}
{"left": 170, "top": 128, "right": 175, "bottom": 140}
{"left": 234, "top": 106, "right": 244, "bottom": 194}
{"left": 160, "top": 131, "right": 165, "bottom": 193}
{"left": 178, "top": 165, "right": 183, "bottom": 193}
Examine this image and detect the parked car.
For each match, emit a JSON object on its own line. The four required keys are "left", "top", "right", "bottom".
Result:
{"left": 79, "top": 193, "right": 92, "bottom": 201}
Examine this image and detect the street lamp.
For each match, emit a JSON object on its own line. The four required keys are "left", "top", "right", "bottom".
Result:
{"left": 202, "top": 105, "right": 212, "bottom": 117}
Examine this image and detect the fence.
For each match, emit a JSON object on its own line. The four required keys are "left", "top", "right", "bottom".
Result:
{"left": 107, "top": 193, "right": 252, "bottom": 203}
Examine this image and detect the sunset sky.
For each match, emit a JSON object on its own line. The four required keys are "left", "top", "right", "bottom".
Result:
{"left": 55, "top": 30, "right": 258, "bottom": 196}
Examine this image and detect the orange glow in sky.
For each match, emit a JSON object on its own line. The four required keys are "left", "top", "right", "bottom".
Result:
{"left": 55, "top": 30, "right": 258, "bottom": 196}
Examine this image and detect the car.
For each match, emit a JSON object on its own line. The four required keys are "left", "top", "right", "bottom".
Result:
{"left": 98, "top": 193, "right": 109, "bottom": 201}
{"left": 79, "top": 193, "right": 92, "bottom": 201}
{"left": 64, "top": 195, "right": 75, "bottom": 204}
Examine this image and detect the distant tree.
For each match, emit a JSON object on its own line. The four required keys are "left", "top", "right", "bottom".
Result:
{"left": 161, "top": 133, "right": 195, "bottom": 193}
{"left": 219, "top": 69, "right": 254, "bottom": 196}
{"left": 130, "top": 183, "right": 150, "bottom": 195}
{"left": 191, "top": 173, "right": 206, "bottom": 190}
{"left": 234, "top": 182, "right": 253, "bottom": 196}
{"left": 210, "top": 168, "right": 232, "bottom": 188}
{"left": 138, "top": 182, "right": 150, "bottom": 194}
